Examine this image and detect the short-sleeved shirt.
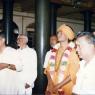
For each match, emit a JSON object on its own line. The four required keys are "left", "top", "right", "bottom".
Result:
{"left": 73, "top": 57, "right": 95, "bottom": 94}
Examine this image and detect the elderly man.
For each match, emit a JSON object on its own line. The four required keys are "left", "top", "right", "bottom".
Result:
{"left": 72, "top": 32, "right": 95, "bottom": 95}
{"left": 17, "top": 34, "right": 37, "bottom": 95}
{"left": 0, "top": 32, "right": 22, "bottom": 95}
{"left": 45, "top": 24, "right": 79, "bottom": 95}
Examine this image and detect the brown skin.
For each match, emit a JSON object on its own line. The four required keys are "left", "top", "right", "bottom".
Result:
{"left": 0, "top": 63, "right": 9, "bottom": 70}
{"left": 45, "top": 70, "right": 58, "bottom": 94}
{"left": 50, "top": 35, "right": 58, "bottom": 48}
{"left": 8, "top": 64, "right": 16, "bottom": 70}
{"left": 52, "top": 75, "right": 71, "bottom": 93}
{"left": 25, "top": 83, "right": 30, "bottom": 89}
{"left": 46, "top": 33, "right": 71, "bottom": 94}
{"left": 54, "top": 31, "right": 71, "bottom": 91}
{"left": 0, "top": 63, "right": 16, "bottom": 70}
{"left": 46, "top": 31, "right": 78, "bottom": 94}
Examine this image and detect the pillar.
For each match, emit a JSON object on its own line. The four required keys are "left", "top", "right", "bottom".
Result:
{"left": 50, "top": 3, "right": 57, "bottom": 35}
{"left": 35, "top": 0, "right": 50, "bottom": 94}
{"left": 2, "top": 0, "right": 14, "bottom": 45}
{"left": 82, "top": 10, "right": 93, "bottom": 32}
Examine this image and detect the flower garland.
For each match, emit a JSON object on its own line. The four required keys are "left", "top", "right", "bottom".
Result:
{"left": 48, "top": 42, "right": 75, "bottom": 83}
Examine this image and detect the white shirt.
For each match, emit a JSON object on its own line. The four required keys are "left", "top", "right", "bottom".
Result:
{"left": 43, "top": 50, "right": 51, "bottom": 68}
{"left": 0, "top": 47, "right": 21, "bottom": 95}
{"left": 17, "top": 46, "right": 37, "bottom": 88}
{"left": 73, "top": 57, "right": 95, "bottom": 94}
{"left": 43, "top": 43, "right": 60, "bottom": 69}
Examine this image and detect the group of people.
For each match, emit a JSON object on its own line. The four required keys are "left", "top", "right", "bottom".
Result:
{"left": 0, "top": 23, "right": 95, "bottom": 95}
{"left": 44, "top": 24, "right": 95, "bottom": 95}
{"left": 0, "top": 33, "right": 37, "bottom": 95}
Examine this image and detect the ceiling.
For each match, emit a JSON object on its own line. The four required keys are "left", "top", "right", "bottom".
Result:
{"left": 0, "top": 0, "right": 95, "bottom": 22}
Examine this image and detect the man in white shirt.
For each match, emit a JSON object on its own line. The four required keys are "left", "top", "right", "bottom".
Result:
{"left": 17, "top": 34, "right": 37, "bottom": 95}
{"left": 49, "top": 35, "right": 58, "bottom": 49}
{"left": 43, "top": 35, "right": 58, "bottom": 69}
{"left": 0, "top": 32, "right": 22, "bottom": 95}
{"left": 72, "top": 32, "right": 95, "bottom": 95}
{"left": 43, "top": 35, "right": 58, "bottom": 94}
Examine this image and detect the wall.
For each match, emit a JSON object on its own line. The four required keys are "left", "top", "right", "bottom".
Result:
{"left": 0, "top": 10, "right": 94, "bottom": 35}
{"left": 57, "top": 17, "right": 84, "bottom": 33}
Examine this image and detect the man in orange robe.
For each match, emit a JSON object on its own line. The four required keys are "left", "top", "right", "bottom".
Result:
{"left": 45, "top": 24, "right": 80, "bottom": 95}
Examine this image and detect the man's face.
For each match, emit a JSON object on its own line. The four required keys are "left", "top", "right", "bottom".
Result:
{"left": 57, "top": 31, "right": 68, "bottom": 42}
{"left": 50, "top": 36, "right": 57, "bottom": 47}
{"left": 17, "top": 36, "right": 27, "bottom": 47}
{"left": 76, "top": 36, "right": 92, "bottom": 59}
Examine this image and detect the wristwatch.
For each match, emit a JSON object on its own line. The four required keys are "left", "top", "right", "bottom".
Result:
{"left": 8, "top": 64, "right": 11, "bottom": 69}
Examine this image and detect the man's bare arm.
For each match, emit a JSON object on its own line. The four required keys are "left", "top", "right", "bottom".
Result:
{"left": 0, "top": 63, "right": 16, "bottom": 70}
{"left": 8, "top": 64, "right": 16, "bottom": 70}
{"left": 53, "top": 75, "right": 71, "bottom": 91}
{"left": 0, "top": 63, "right": 8, "bottom": 70}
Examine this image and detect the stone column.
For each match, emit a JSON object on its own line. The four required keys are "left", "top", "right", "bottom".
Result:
{"left": 35, "top": 0, "right": 50, "bottom": 94}
{"left": 2, "top": 0, "right": 14, "bottom": 45}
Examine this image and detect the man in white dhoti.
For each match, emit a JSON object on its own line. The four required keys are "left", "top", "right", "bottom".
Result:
{"left": 0, "top": 32, "right": 22, "bottom": 95}
{"left": 17, "top": 34, "right": 37, "bottom": 95}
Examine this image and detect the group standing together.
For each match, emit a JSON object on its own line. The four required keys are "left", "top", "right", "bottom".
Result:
{"left": 0, "top": 33, "right": 37, "bottom": 95}
{"left": 44, "top": 24, "right": 95, "bottom": 95}
{"left": 0, "top": 23, "right": 95, "bottom": 95}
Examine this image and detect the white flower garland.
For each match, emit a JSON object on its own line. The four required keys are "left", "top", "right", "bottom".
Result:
{"left": 49, "top": 42, "right": 75, "bottom": 83}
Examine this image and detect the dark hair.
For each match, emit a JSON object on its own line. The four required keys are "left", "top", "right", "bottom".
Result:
{"left": 0, "top": 32, "right": 5, "bottom": 39}
{"left": 76, "top": 31, "right": 95, "bottom": 44}
{"left": 76, "top": 31, "right": 91, "bottom": 38}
